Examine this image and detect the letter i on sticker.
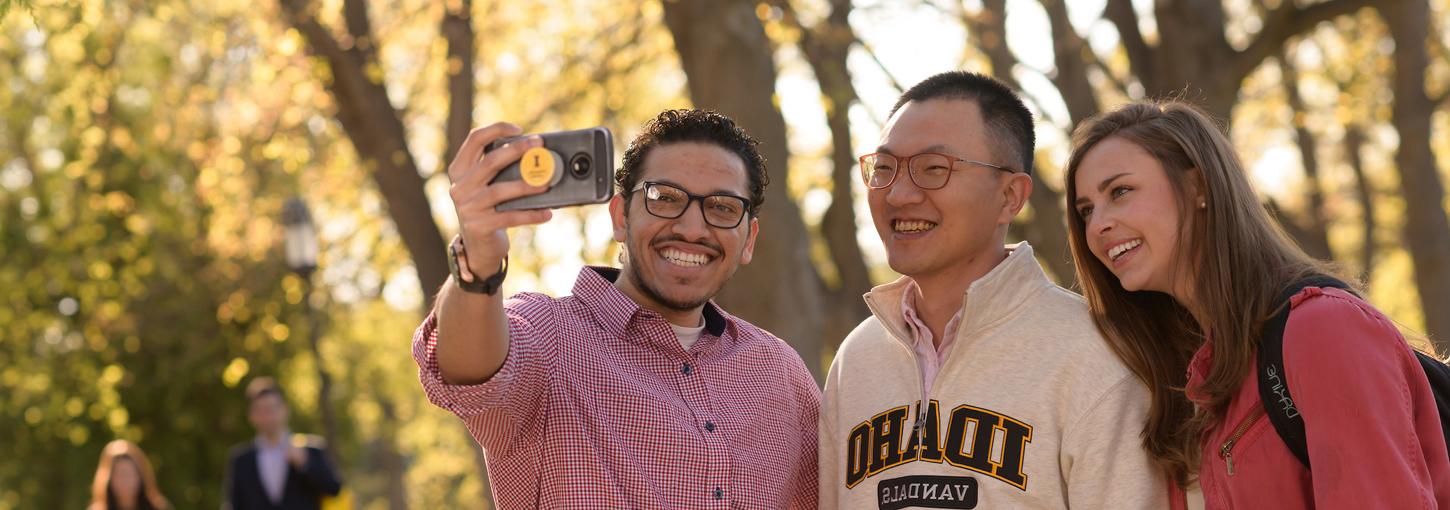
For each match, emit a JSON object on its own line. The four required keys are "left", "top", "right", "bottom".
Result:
{"left": 520, "top": 147, "right": 558, "bottom": 187}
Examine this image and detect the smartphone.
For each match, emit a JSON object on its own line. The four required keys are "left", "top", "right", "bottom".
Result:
{"left": 485, "top": 127, "right": 614, "bottom": 211}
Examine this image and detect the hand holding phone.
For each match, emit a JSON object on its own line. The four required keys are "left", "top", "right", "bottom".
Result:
{"left": 446, "top": 125, "right": 615, "bottom": 277}
{"left": 445, "top": 123, "right": 556, "bottom": 279}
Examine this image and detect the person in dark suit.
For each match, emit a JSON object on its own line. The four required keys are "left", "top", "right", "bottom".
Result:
{"left": 223, "top": 377, "right": 341, "bottom": 510}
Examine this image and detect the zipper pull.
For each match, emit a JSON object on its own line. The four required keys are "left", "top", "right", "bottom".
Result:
{"left": 1219, "top": 444, "right": 1235, "bottom": 476}
{"left": 1216, "top": 407, "right": 1264, "bottom": 478}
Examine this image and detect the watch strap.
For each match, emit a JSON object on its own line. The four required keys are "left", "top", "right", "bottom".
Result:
{"left": 449, "top": 236, "right": 508, "bottom": 295}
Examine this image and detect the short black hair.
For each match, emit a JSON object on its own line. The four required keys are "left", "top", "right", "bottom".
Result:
{"left": 617, "top": 109, "right": 768, "bottom": 216}
{"left": 245, "top": 376, "right": 285, "bottom": 404}
{"left": 889, "top": 71, "right": 1035, "bottom": 175}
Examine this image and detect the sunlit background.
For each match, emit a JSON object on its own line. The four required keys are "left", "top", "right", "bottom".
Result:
{"left": 3, "top": 0, "right": 1448, "bottom": 508}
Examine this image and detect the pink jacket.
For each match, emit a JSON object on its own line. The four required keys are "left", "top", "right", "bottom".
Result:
{"left": 1171, "top": 287, "right": 1450, "bottom": 509}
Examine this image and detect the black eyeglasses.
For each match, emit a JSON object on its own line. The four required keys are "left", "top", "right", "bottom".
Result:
{"left": 629, "top": 181, "right": 752, "bottom": 229}
{"left": 858, "top": 152, "right": 1015, "bottom": 190}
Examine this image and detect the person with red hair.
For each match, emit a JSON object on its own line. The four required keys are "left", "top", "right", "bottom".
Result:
{"left": 88, "top": 439, "right": 171, "bottom": 510}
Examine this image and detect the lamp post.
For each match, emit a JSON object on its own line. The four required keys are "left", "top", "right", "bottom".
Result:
{"left": 281, "top": 198, "right": 338, "bottom": 465}
{"left": 282, "top": 198, "right": 319, "bottom": 278}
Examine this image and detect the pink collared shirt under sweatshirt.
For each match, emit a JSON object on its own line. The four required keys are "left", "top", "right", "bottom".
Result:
{"left": 900, "top": 279, "right": 963, "bottom": 394}
{"left": 1170, "top": 286, "right": 1450, "bottom": 509}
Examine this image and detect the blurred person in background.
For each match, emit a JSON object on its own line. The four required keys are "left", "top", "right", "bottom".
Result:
{"left": 222, "top": 377, "right": 341, "bottom": 510}
{"left": 88, "top": 439, "right": 171, "bottom": 510}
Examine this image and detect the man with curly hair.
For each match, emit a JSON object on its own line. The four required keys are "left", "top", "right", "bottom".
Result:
{"left": 414, "top": 109, "right": 819, "bottom": 508}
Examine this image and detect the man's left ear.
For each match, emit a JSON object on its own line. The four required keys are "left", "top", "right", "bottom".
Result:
{"left": 998, "top": 172, "right": 1034, "bottom": 225}
{"left": 609, "top": 194, "right": 628, "bottom": 243}
{"left": 740, "top": 216, "right": 760, "bottom": 265}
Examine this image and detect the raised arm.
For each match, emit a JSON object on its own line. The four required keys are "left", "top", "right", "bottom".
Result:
{"left": 434, "top": 123, "right": 552, "bottom": 385}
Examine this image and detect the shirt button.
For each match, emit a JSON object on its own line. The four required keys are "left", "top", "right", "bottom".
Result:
{"left": 681, "top": 363, "right": 692, "bottom": 375}
{"left": 714, "top": 487, "right": 723, "bottom": 500}
{"left": 704, "top": 421, "right": 715, "bottom": 432}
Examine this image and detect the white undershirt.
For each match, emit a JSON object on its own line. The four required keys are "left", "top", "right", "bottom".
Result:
{"left": 1185, "top": 482, "right": 1205, "bottom": 510}
{"left": 670, "top": 321, "right": 706, "bottom": 351}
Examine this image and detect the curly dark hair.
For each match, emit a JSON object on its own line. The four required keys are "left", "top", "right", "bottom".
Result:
{"left": 616, "top": 109, "right": 768, "bottom": 217}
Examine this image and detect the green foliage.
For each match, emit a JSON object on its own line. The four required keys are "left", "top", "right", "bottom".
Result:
{"left": 0, "top": 0, "right": 33, "bottom": 21}
{"left": 0, "top": 0, "right": 682, "bottom": 508}
{"left": 0, "top": 2, "right": 311, "bottom": 507}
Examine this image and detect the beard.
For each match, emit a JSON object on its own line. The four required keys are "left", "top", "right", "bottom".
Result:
{"left": 626, "top": 260, "right": 713, "bottom": 312}
{"left": 621, "top": 227, "right": 728, "bottom": 312}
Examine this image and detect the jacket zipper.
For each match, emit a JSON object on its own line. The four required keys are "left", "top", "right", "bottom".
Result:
{"left": 1218, "top": 406, "right": 1265, "bottom": 476}
{"left": 863, "top": 295, "right": 936, "bottom": 452}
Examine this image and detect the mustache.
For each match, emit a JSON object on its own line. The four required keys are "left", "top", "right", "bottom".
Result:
{"left": 650, "top": 234, "right": 723, "bottom": 256}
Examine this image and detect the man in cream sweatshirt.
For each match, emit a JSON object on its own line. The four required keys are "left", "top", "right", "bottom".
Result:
{"left": 819, "top": 71, "right": 1166, "bottom": 509}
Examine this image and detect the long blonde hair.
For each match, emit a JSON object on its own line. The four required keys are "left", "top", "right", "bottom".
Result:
{"left": 89, "top": 439, "right": 170, "bottom": 510}
{"left": 1064, "top": 101, "right": 1337, "bottom": 485}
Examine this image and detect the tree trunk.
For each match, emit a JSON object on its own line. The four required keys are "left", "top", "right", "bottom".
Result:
{"left": 377, "top": 398, "right": 410, "bottom": 510}
{"left": 775, "top": 0, "right": 873, "bottom": 355}
{"left": 1105, "top": 0, "right": 1375, "bottom": 122}
{"left": 964, "top": 0, "right": 1076, "bottom": 283}
{"left": 964, "top": 0, "right": 1017, "bottom": 91}
{"left": 660, "top": 0, "right": 827, "bottom": 379}
{"left": 1140, "top": 1, "right": 1238, "bottom": 121}
{"left": 1040, "top": 0, "right": 1099, "bottom": 128}
{"left": 1278, "top": 53, "right": 1333, "bottom": 261}
{"left": 278, "top": 0, "right": 450, "bottom": 310}
{"left": 442, "top": 0, "right": 475, "bottom": 168}
{"left": 1020, "top": 174, "right": 1074, "bottom": 282}
{"left": 304, "top": 276, "right": 341, "bottom": 469}
{"left": 439, "top": 1, "right": 499, "bottom": 500}
{"left": 277, "top": 2, "right": 466, "bottom": 507}
{"left": 1378, "top": 0, "right": 1450, "bottom": 351}
{"left": 1343, "top": 125, "right": 1376, "bottom": 286}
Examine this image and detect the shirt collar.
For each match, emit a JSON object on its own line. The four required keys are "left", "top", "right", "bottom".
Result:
{"left": 1185, "top": 335, "right": 1215, "bottom": 405}
{"left": 865, "top": 242, "right": 1051, "bottom": 337}
{"left": 572, "top": 266, "right": 729, "bottom": 339}
{"left": 255, "top": 429, "right": 291, "bottom": 450}
{"left": 900, "top": 279, "right": 965, "bottom": 344}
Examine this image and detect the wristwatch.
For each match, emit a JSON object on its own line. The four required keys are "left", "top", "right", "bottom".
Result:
{"left": 448, "top": 235, "right": 508, "bottom": 295}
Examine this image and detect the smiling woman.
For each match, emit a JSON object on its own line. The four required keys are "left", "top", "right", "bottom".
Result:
{"left": 1065, "top": 101, "right": 1450, "bottom": 508}
{"left": 1072, "top": 136, "right": 1200, "bottom": 296}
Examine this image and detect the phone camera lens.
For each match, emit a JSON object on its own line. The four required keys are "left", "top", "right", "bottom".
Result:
{"left": 569, "top": 153, "right": 592, "bottom": 178}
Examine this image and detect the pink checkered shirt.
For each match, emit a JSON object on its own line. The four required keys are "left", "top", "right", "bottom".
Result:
{"left": 414, "top": 266, "right": 820, "bottom": 509}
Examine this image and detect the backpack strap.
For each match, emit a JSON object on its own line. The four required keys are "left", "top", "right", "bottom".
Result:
{"left": 1255, "top": 275, "right": 1354, "bottom": 469}
{"left": 1416, "top": 351, "right": 1450, "bottom": 433}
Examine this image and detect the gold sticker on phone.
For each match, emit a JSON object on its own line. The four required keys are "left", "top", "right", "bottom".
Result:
{"left": 520, "top": 147, "right": 558, "bottom": 187}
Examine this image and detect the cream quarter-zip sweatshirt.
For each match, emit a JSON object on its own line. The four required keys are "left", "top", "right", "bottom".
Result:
{"left": 819, "top": 242, "right": 1166, "bottom": 509}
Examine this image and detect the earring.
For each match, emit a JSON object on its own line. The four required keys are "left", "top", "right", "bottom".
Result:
{"left": 618, "top": 247, "right": 628, "bottom": 265}
{"left": 1198, "top": 200, "right": 1207, "bottom": 209}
